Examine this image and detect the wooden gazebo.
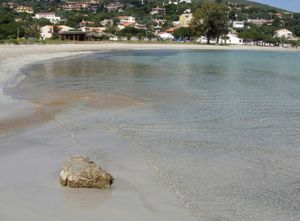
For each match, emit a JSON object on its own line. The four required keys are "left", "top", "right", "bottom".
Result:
{"left": 58, "top": 31, "right": 86, "bottom": 41}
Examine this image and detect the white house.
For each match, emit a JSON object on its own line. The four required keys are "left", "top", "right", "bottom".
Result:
{"left": 158, "top": 32, "right": 174, "bottom": 40}
{"left": 100, "top": 19, "right": 114, "bottom": 27}
{"left": 179, "top": 0, "right": 192, "bottom": 3}
{"left": 168, "top": 0, "right": 178, "bottom": 5}
{"left": 197, "top": 33, "right": 243, "bottom": 45}
{"left": 169, "top": 0, "right": 191, "bottom": 3}
{"left": 118, "top": 16, "right": 136, "bottom": 24}
{"left": 34, "top": 12, "right": 61, "bottom": 24}
{"left": 274, "top": 29, "right": 293, "bottom": 39}
{"left": 232, "top": 21, "right": 244, "bottom": 29}
{"left": 196, "top": 36, "right": 217, "bottom": 44}
{"left": 220, "top": 33, "right": 243, "bottom": 45}
{"left": 40, "top": 25, "right": 73, "bottom": 39}
{"left": 151, "top": 7, "right": 166, "bottom": 15}
{"left": 80, "top": 26, "right": 106, "bottom": 33}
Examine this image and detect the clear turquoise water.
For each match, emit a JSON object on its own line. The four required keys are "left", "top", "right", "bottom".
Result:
{"left": 12, "top": 50, "right": 300, "bottom": 220}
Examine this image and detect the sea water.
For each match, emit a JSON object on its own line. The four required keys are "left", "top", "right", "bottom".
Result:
{"left": 8, "top": 50, "right": 300, "bottom": 220}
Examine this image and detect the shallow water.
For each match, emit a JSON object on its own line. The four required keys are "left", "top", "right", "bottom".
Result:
{"left": 7, "top": 50, "right": 300, "bottom": 220}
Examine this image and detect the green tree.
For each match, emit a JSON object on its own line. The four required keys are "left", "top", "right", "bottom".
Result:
{"left": 173, "top": 27, "right": 192, "bottom": 39}
{"left": 190, "top": 1, "right": 229, "bottom": 44}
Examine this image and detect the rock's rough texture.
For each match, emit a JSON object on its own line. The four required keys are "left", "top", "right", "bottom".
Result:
{"left": 59, "top": 156, "right": 114, "bottom": 189}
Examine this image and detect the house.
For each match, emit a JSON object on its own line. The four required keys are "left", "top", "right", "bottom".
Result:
{"left": 134, "top": 23, "right": 147, "bottom": 30}
{"left": 118, "top": 16, "right": 136, "bottom": 24}
{"left": 61, "top": 1, "right": 100, "bottom": 12}
{"left": 166, "top": 27, "right": 176, "bottom": 33}
{"left": 152, "top": 19, "right": 167, "bottom": 25}
{"left": 179, "top": 0, "right": 192, "bottom": 3}
{"left": 197, "top": 33, "right": 243, "bottom": 45}
{"left": 40, "top": 25, "right": 73, "bottom": 39}
{"left": 247, "top": 19, "right": 273, "bottom": 26}
{"left": 80, "top": 20, "right": 95, "bottom": 27}
{"left": 220, "top": 33, "right": 243, "bottom": 45}
{"left": 275, "top": 12, "right": 283, "bottom": 18}
{"left": 158, "top": 32, "right": 174, "bottom": 40}
{"left": 153, "top": 25, "right": 162, "bottom": 34}
{"left": 34, "top": 13, "right": 61, "bottom": 24}
{"left": 100, "top": 19, "right": 114, "bottom": 27}
{"left": 173, "top": 21, "right": 180, "bottom": 27}
{"left": 168, "top": 0, "right": 178, "bottom": 5}
{"left": 7, "top": 2, "right": 17, "bottom": 9}
{"left": 274, "top": 29, "right": 293, "bottom": 39}
{"left": 179, "top": 13, "right": 193, "bottom": 27}
{"left": 151, "top": 7, "right": 166, "bottom": 15}
{"left": 105, "top": 2, "right": 124, "bottom": 12}
{"left": 232, "top": 21, "right": 244, "bottom": 29}
{"left": 16, "top": 5, "right": 33, "bottom": 14}
{"left": 80, "top": 26, "right": 106, "bottom": 33}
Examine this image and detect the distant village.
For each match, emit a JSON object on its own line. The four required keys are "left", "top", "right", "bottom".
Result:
{"left": 1, "top": 0, "right": 300, "bottom": 46}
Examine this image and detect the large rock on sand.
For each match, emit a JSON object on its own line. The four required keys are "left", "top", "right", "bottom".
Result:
{"left": 59, "top": 156, "right": 114, "bottom": 189}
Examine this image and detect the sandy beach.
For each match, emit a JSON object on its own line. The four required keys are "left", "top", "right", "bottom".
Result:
{"left": 0, "top": 43, "right": 299, "bottom": 221}
{"left": 1, "top": 43, "right": 299, "bottom": 61}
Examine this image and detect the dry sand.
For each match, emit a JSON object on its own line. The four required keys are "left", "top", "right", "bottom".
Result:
{"left": 0, "top": 42, "right": 299, "bottom": 61}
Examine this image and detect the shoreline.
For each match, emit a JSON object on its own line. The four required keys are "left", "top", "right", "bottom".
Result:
{"left": 0, "top": 42, "right": 299, "bottom": 61}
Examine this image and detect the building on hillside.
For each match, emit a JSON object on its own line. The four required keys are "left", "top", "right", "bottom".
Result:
{"left": 34, "top": 13, "right": 61, "bottom": 24}
{"left": 274, "top": 29, "right": 293, "bottom": 39}
{"left": 40, "top": 25, "right": 73, "bottom": 39}
{"left": 79, "top": 20, "right": 95, "bottom": 27}
{"left": 151, "top": 7, "right": 166, "bottom": 15}
{"left": 247, "top": 19, "right": 273, "bottom": 26}
{"left": 165, "top": 27, "right": 176, "bottom": 33}
{"left": 167, "top": 0, "right": 191, "bottom": 5}
{"left": 153, "top": 25, "right": 162, "bottom": 34}
{"left": 183, "top": 9, "right": 191, "bottom": 13}
{"left": 232, "top": 21, "right": 244, "bottom": 29}
{"left": 100, "top": 19, "right": 114, "bottom": 27}
{"left": 179, "top": 0, "right": 192, "bottom": 3}
{"left": 118, "top": 16, "right": 136, "bottom": 24}
{"left": 16, "top": 5, "right": 33, "bottom": 14}
{"left": 61, "top": 1, "right": 100, "bottom": 12}
{"left": 105, "top": 2, "right": 124, "bottom": 12}
{"left": 179, "top": 13, "right": 193, "bottom": 27}
{"left": 7, "top": 2, "right": 17, "bottom": 9}
{"left": 134, "top": 23, "right": 147, "bottom": 30}
{"left": 275, "top": 12, "right": 283, "bottom": 18}
{"left": 152, "top": 19, "right": 167, "bottom": 25}
{"left": 173, "top": 21, "right": 180, "bottom": 27}
{"left": 167, "top": 0, "right": 178, "bottom": 5}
